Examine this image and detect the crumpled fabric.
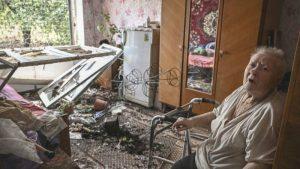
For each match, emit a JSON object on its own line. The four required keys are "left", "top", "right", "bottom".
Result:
{"left": 0, "top": 118, "right": 42, "bottom": 164}
{"left": 0, "top": 79, "right": 46, "bottom": 117}
{"left": 0, "top": 79, "right": 29, "bottom": 103}
{"left": 0, "top": 99, "right": 43, "bottom": 131}
{"left": 0, "top": 99, "right": 67, "bottom": 140}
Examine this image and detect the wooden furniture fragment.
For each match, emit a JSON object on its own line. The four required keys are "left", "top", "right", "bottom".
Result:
{"left": 60, "top": 114, "right": 71, "bottom": 156}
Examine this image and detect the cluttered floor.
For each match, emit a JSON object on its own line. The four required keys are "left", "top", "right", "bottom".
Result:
{"left": 21, "top": 85, "right": 209, "bottom": 169}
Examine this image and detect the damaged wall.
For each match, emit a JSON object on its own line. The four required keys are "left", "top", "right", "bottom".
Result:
{"left": 77, "top": 0, "right": 162, "bottom": 46}
{"left": 77, "top": 0, "right": 162, "bottom": 89}
{"left": 100, "top": 0, "right": 162, "bottom": 28}
{"left": 82, "top": 0, "right": 104, "bottom": 46}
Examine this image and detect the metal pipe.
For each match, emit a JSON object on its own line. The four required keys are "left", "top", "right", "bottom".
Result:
{"left": 147, "top": 97, "right": 219, "bottom": 168}
{"left": 148, "top": 115, "right": 164, "bottom": 169}
{"left": 154, "top": 123, "right": 173, "bottom": 137}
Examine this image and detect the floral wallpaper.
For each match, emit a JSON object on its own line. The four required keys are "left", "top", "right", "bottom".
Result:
{"left": 81, "top": 0, "right": 161, "bottom": 46}
{"left": 101, "top": 0, "right": 162, "bottom": 28}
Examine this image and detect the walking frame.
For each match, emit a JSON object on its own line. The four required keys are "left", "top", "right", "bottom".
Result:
{"left": 148, "top": 98, "right": 219, "bottom": 168}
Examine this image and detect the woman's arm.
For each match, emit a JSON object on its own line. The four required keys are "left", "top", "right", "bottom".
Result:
{"left": 243, "top": 162, "right": 272, "bottom": 169}
{"left": 172, "top": 111, "right": 216, "bottom": 131}
{"left": 189, "top": 111, "right": 216, "bottom": 127}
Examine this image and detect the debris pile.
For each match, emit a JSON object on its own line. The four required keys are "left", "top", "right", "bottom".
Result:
{"left": 69, "top": 102, "right": 152, "bottom": 155}
{"left": 67, "top": 87, "right": 172, "bottom": 168}
{"left": 21, "top": 87, "right": 178, "bottom": 168}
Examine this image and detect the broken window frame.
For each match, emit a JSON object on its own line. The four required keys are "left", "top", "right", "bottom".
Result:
{"left": 38, "top": 44, "right": 122, "bottom": 107}
{"left": 64, "top": 44, "right": 123, "bottom": 102}
{"left": 0, "top": 45, "right": 115, "bottom": 92}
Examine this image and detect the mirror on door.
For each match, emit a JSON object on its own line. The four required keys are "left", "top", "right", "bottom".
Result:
{"left": 186, "top": 0, "right": 219, "bottom": 93}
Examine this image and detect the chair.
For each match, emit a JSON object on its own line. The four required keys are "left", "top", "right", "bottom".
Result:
{"left": 147, "top": 98, "right": 219, "bottom": 168}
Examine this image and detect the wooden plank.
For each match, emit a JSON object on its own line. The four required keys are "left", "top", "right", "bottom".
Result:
{"left": 4, "top": 49, "right": 29, "bottom": 62}
{"left": 273, "top": 32, "right": 300, "bottom": 169}
{"left": 0, "top": 56, "right": 17, "bottom": 68}
{"left": 0, "top": 45, "right": 114, "bottom": 68}
{"left": 60, "top": 114, "right": 71, "bottom": 156}
{"left": 45, "top": 46, "right": 76, "bottom": 58}
{"left": 50, "top": 45, "right": 81, "bottom": 50}
{"left": 0, "top": 51, "right": 114, "bottom": 67}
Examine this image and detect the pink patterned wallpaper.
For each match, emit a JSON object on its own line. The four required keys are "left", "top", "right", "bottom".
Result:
{"left": 81, "top": 0, "right": 162, "bottom": 46}
{"left": 101, "top": 0, "right": 162, "bottom": 28}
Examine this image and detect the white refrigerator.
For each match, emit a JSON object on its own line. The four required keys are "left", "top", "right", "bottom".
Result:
{"left": 123, "top": 28, "right": 159, "bottom": 107}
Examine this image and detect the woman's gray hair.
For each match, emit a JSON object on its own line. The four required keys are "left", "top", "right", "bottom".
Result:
{"left": 252, "top": 46, "right": 287, "bottom": 76}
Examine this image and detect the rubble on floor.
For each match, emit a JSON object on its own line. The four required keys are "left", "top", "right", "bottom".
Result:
{"left": 66, "top": 87, "right": 178, "bottom": 168}
{"left": 21, "top": 86, "right": 208, "bottom": 169}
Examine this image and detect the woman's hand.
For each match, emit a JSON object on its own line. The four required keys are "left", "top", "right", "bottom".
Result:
{"left": 172, "top": 117, "right": 194, "bottom": 132}
{"left": 172, "top": 111, "right": 216, "bottom": 132}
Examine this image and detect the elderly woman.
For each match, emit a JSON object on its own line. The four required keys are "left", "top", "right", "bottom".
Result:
{"left": 172, "top": 47, "right": 287, "bottom": 169}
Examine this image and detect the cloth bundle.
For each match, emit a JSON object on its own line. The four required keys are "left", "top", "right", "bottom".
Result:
{"left": 0, "top": 99, "right": 43, "bottom": 132}
{"left": 0, "top": 98, "right": 67, "bottom": 164}
{"left": 0, "top": 118, "right": 42, "bottom": 163}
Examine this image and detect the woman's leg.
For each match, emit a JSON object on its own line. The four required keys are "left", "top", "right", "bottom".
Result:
{"left": 171, "top": 153, "right": 197, "bottom": 169}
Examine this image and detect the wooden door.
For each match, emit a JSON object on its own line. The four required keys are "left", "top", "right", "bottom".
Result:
{"left": 273, "top": 33, "right": 300, "bottom": 169}
{"left": 215, "top": 0, "right": 265, "bottom": 102}
{"left": 159, "top": 0, "right": 186, "bottom": 107}
{"left": 181, "top": 0, "right": 222, "bottom": 114}
{"left": 181, "top": 0, "right": 267, "bottom": 114}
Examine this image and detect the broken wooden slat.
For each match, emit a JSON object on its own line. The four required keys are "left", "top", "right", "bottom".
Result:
{"left": 45, "top": 46, "right": 76, "bottom": 58}
{"left": 2, "top": 51, "right": 114, "bottom": 67}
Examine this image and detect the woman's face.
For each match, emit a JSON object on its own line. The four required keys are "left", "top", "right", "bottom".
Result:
{"left": 243, "top": 53, "right": 282, "bottom": 100}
